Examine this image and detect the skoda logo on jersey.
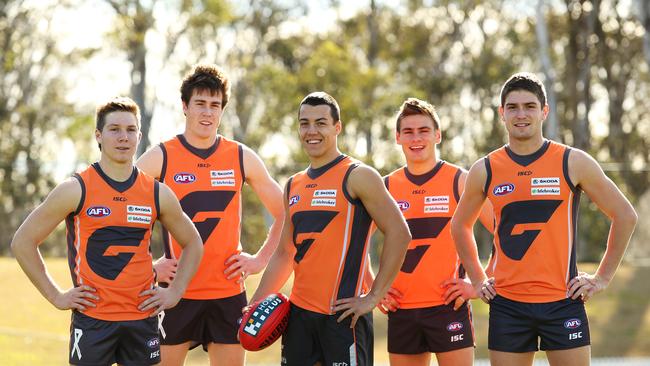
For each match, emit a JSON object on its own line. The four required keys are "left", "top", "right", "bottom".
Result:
{"left": 397, "top": 201, "right": 410, "bottom": 211}
{"left": 87, "top": 206, "right": 111, "bottom": 218}
{"left": 447, "top": 322, "right": 463, "bottom": 332}
{"left": 146, "top": 338, "right": 160, "bottom": 348}
{"left": 493, "top": 183, "right": 515, "bottom": 196}
{"left": 289, "top": 195, "right": 300, "bottom": 207}
{"left": 174, "top": 172, "right": 196, "bottom": 184}
{"left": 564, "top": 318, "right": 582, "bottom": 329}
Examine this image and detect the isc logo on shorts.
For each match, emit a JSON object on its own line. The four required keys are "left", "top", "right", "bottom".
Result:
{"left": 87, "top": 206, "right": 111, "bottom": 217}
{"left": 174, "top": 173, "right": 196, "bottom": 184}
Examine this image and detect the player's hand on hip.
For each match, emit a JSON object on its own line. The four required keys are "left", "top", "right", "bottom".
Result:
{"left": 442, "top": 278, "right": 477, "bottom": 310}
{"left": 224, "top": 251, "right": 264, "bottom": 283}
{"left": 153, "top": 256, "right": 177, "bottom": 284}
{"left": 567, "top": 272, "right": 607, "bottom": 302}
{"left": 138, "top": 286, "right": 181, "bottom": 317}
{"left": 54, "top": 285, "right": 98, "bottom": 311}
{"left": 334, "top": 294, "right": 377, "bottom": 329}
{"left": 377, "top": 287, "right": 403, "bottom": 314}
{"left": 475, "top": 277, "right": 496, "bottom": 303}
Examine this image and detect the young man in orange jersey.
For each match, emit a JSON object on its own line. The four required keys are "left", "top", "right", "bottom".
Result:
{"left": 451, "top": 72, "right": 638, "bottom": 366}
{"left": 377, "top": 98, "right": 493, "bottom": 366}
{"left": 11, "top": 97, "right": 203, "bottom": 366}
{"left": 248, "top": 92, "right": 411, "bottom": 366}
{"left": 136, "top": 64, "right": 284, "bottom": 366}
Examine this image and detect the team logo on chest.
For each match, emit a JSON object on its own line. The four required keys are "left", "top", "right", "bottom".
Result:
{"left": 87, "top": 206, "right": 111, "bottom": 217}
{"left": 493, "top": 183, "right": 515, "bottom": 196}
{"left": 311, "top": 189, "right": 336, "bottom": 207}
{"left": 174, "top": 172, "right": 196, "bottom": 184}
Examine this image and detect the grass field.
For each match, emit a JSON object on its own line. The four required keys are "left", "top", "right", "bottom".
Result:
{"left": 2, "top": 258, "right": 650, "bottom": 365}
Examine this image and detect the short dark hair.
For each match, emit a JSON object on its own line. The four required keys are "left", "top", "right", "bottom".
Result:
{"left": 96, "top": 96, "right": 140, "bottom": 131}
{"left": 395, "top": 98, "right": 440, "bottom": 132}
{"left": 299, "top": 91, "right": 340, "bottom": 122}
{"left": 180, "top": 63, "right": 230, "bottom": 107}
{"left": 500, "top": 72, "right": 547, "bottom": 107}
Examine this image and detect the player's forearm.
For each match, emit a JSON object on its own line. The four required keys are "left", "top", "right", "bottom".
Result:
{"left": 11, "top": 238, "right": 62, "bottom": 305}
{"left": 452, "top": 223, "right": 488, "bottom": 286}
{"left": 167, "top": 240, "right": 203, "bottom": 296}
{"left": 250, "top": 247, "right": 293, "bottom": 303}
{"left": 254, "top": 215, "right": 284, "bottom": 265}
{"left": 595, "top": 209, "right": 638, "bottom": 283}
{"left": 367, "top": 228, "right": 410, "bottom": 303}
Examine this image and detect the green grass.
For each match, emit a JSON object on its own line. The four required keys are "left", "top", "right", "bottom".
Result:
{"left": 1, "top": 258, "right": 649, "bottom": 365}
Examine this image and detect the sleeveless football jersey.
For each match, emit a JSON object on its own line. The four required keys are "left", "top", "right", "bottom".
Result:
{"left": 287, "top": 155, "right": 373, "bottom": 315}
{"left": 160, "top": 135, "right": 245, "bottom": 299}
{"left": 66, "top": 163, "right": 159, "bottom": 321}
{"left": 485, "top": 140, "right": 580, "bottom": 303}
{"left": 385, "top": 161, "right": 465, "bottom": 309}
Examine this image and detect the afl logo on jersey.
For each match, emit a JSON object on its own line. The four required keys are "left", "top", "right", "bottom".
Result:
{"left": 174, "top": 172, "right": 196, "bottom": 184}
{"left": 289, "top": 195, "right": 300, "bottom": 206}
{"left": 87, "top": 206, "right": 111, "bottom": 217}
{"left": 397, "top": 201, "right": 410, "bottom": 211}
{"left": 447, "top": 322, "right": 463, "bottom": 332}
{"left": 564, "top": 318, "right": 582, "bottom": 329}
{"left": 493, "top": 183, "right": 515, "bottom": 196}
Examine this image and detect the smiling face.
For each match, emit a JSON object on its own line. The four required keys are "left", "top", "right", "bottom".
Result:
{"left": 396, "top": 113, "right": 441, "bottom": 167}
{"left": 499, "top": 89, "right": 549, "bottom": 143}
{"left": 183, "top": 89, "right": 224, "bottom": 142}
{"left": 95, "top": 111, "right": 141, "bottom": 164}
{"left": 298, "top": 104, "right": 341, "bottom": 166}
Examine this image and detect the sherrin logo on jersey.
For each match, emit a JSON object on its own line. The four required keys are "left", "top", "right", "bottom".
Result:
{"left": 493, "top": 183, "right": 515, "bottom": 196}
{"left": 87, "top": 206, "right": 111, "bottom": 217}
{"left": 397, "top": 200, "right": 410, "bottom": 211}
{"left": 174, "top": 172, "right": 196, "bottom": 184}
{"left": 289, "top": 195, "right": 300, "bottom": 206}
{"left": 447, "top": 322, "right": 463, "bottom": 332}
{"left": 564, "top": 318, "right": 582, "bottom": 329}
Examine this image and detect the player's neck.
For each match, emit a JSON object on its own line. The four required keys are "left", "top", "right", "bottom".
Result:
{"left": 97, "top": 158, "right": 134, "bottom": 182}
{"left": 182, "top": 131, "right": 219, "bottom": 149}
{"left": 405, "top": 156, "right": 439, "bottom": 175}
{"left": 310, "top": 148, "right": 343, "bottom": 169}
{"left": 507, "top": 135, "right": 546, "bottom": 156}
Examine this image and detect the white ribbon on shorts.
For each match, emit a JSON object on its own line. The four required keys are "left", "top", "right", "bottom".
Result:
{"left": 158, "top": 311, "right": 166, "bottom": 339}
{"left": 71, "top": 328, "right": 83, "bottom": 360}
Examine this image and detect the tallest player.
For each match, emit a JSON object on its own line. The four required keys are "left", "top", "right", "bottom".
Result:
{"left": 452, "top": 72, "right": 637, "bottom": 366}
{"left": 137, "top": 64, "right": 284, "bottom": 365}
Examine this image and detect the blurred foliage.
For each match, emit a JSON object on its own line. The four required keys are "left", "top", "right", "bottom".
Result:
{"left": 2, "top": 0, "right": 648, "bottom": 262}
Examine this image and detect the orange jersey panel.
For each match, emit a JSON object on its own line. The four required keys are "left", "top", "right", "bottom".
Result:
{"left": 485, "top": 140, "right": 580, "bottom": 303}
{"left": 66, "top": 164, "right": 158, "bottom": 321}
{"left": 287, "top": 155, "right": 373, "bottom": 315}
{"left": 160, "top": 135, "right": 244, "bottom": 299}
{"left": 385, "top": 161, "right": 465, "bottom": 309}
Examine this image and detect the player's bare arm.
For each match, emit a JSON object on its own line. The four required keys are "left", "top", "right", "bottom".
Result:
{"left": 566, "top": 149, "right": 637, "bottom": 301}
{"left": 11, "top": 178, "right": 99, "bottom": 311}
{"left": 248, "top": 185, "right": 296, "bottom": 307}
{"left": 443, "top": 170, "right": 494, "bottom": 309}
{"left": 135, "top": 145, "right": 178, "bottom": 283}
{"left": 333, "top": 165, "right": 411, "bottom": 328}
{"left": 224, "top": 146, "right": 284, "bottom": 283}
{"left": 138, "top": 182, "right": 203, "bottom": 316}
{"left": 451, "top": 159, "right": 496, "bottom": 302}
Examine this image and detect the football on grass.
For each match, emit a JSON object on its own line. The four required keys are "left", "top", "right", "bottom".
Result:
{"left": 238, "top": 293, "right": 290, "bottom": 351}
